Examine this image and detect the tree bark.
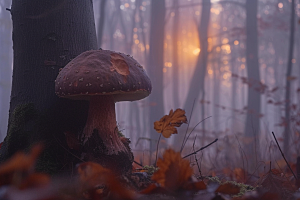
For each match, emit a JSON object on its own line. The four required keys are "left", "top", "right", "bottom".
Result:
{"left": 244, "top": 0, "right": 261, "bottom": 167}
{"left": 148, "top": 0, "right": 165, "bottom": 163}
{"left": 283, "top": 0, "right": 296, "bottom": 159}
{"left": 0, "top": 0, "right": 110, "bottom": 174}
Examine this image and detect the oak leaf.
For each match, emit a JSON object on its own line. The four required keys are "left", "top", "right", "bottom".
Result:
{"left": 151, "top": 149, "right": 193, "bottom": 192}
{"left": 154, "top": 109, "right": 187, "bottom": 138}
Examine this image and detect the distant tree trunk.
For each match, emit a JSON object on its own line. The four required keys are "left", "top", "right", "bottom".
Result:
{"left": 0, "top": 0, "right": 99, "bottom": 174}
{"left": 244, "top": 0, "right": 261, "bottom": 166}
{"left": 148, "top": 0, "right": 165, "bottom": 163}
{"left": 172, "top": 0, "right": 180, "bottom": 108}
{"left": 97, "top": 0, "right": 107, "bottom": 48}
{"left": 0, "top": 0, "right": 12, "bottom": 141}
{"left": 283, "top": 0, "right": 296, "bottom": 159}
{"left": 174, "top": 0, "right": 211, "bottom": 149}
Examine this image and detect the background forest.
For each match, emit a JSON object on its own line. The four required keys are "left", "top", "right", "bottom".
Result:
{"left": 0, "top": 0, "right": 300, "bottom": 174}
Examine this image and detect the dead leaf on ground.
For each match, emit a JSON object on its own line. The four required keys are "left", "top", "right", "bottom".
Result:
{"left": 77, "top": 162, "right": 135, "bottom": 200}
{"left": 151, "top": 149, "right": 193, "bottom": 192}
{"left": 0, "top": 143, "right": 43, "bottom": 187}
{"left": 216, "top": 182, "right": 240, "bottom": 195}
{"left": 154, "top": 109, "right": 187, "bottom": 138}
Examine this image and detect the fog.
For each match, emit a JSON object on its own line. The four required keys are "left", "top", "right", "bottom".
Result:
{"left": 0, "top": 0, "right": 299, "bottom": 169}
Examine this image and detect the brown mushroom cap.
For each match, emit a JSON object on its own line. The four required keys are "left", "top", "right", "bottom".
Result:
{"left": 55, "top": 50, "right": 152, "bottom": 102}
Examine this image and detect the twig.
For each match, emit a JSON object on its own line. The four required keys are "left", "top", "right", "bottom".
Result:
{"left": 182, "top": 116, "right": 212, "bottom": 150}
{"left": 272, "top": 131, "right": 297, "bottom": 180}
{"left": 133, "top": 160, "right": 143, "bottom": 167}
{"left": 180, "top": 99, "right": 196, "bottom": 153}
{"left": 154, "top": 134, "right": 162, "bottom": 167}
{"left": 183, "top": 138, "right": 218, "bottom": 159}
{"left": 192, "top": 135, "right": 203, "bottom": 180}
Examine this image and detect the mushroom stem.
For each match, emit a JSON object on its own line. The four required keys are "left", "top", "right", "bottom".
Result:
{"left": 83, "top": 95, "right": 127, "bottom": 155}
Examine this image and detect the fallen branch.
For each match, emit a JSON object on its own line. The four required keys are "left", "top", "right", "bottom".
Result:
{"left": 182, "top": 138, "right": 218, "bottom": 159}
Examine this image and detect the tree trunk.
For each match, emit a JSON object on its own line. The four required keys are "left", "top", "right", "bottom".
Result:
{"left": 283, "top": 0, "right": 296, "bottom": 159}
{"left": 173, "top": 0, "right": 211, "bottom": 150}
{"left": 148, "top": 0, "right": 165, "bottom": 163}
{"left": 0, "top": 0, "right": 132, "bottom": 175}
{"left": 97, "top": 0, "right": 107, "bottom": 48}
{"left": 172, "top": 0, "right": 180, "bottom": 108}
{"left": 0, "top": 0, "right": 13, "bottom": 141}
{"left": 244, "top": 0, "right": 261, "bottom": 167}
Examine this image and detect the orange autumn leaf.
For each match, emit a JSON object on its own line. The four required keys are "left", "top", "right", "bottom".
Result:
{"left": 151, "top": 149, "right": 193, "bottom": 192}
{"left": 77, "top": 162, "right": 135, "bottom": 200}
{"left": 154, "top": 109, "right": 187, "bottom": 138}
{"left": 0, "top": 143, "right": 43, "bottom": 187}
{"left": 215, "top": 182, "right": 240, "bottom": 195}
{"left": 18, "top": 173, "right": 50, "bottom": 190}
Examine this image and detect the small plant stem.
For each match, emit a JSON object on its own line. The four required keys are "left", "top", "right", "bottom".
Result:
{"left": 182, "top": 116, "right": 212, "bottom": 150}
{"left": 154, "top": 134, "right": 162, "bottom": 167}
{"left": 133, "top": 160, "right": 143, "bottom": 167}
{"left": 182, "top": 138, "right": 218, "bottom": 159}
{"left": 272, "top": 131, "right": 297, "bottom": 180}
{"left": 193, "top": 135, "right": 203, "bottom": 180}
{"left": 180, "top": 99, "right": 196, "bottom": 153}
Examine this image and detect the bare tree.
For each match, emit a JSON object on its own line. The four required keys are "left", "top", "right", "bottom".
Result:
{"left": 174, "top": 0, "right": 211, "bottom": 148}
{"left": 244, "top": 0, "right": 261, "bottom": 167}
{"left": 97, "top": 0, "right": 107, "bottom": 48}
{"left": 148, "top": 0, "right": 165, "bottom": 162}
{"left": 284, "top": 0, "right": 296, "bottom": 159}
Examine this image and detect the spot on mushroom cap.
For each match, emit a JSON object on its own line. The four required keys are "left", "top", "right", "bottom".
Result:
{"left": 55, "top": 50, "right": 152, "bottom": 102}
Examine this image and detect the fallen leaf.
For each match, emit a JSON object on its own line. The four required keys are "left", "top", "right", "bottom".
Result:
{"left": 151, "top": 149, "right": 193, "bottom": 192}
{"left": 154, "top": 109, "right": 187, "bottom": 138}
{"left": 18, "top": 173, "right": 50, "bottom": 190}
{"left": 77, "top": 162, "right": 135, "bottom": 200}
{"left": 0, "top": 143, "right": 43, "bottom": 187}
{"left": 215, "top": 182, "right": 240, "bottom": 195}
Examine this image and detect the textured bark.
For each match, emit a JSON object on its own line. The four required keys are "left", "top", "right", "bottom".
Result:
{"left": 244, "top": 0, "right": 261, "bottom": 166}
{"left": 283, "top": 0, "right": 296, "bottom": 159}
{"left": 0, "top": 0, "right": 132, "bottom": 175}
{"left": 148, "top": 0, "right": 165, "bottom": 162}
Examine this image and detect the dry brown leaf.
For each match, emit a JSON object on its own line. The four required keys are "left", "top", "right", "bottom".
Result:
{"left": 215, "top": 182, "right": 240, "bottom": 195}
{"left": 151, "top": 149, "right": 193, "bottom": 192}
{"left": 18, "top": 173, "right": 50, "bottom": 190}
{"left": 77, "top": 162, "right": 135, "bottom": 200}
{"left": 0, "top": 143, "right": 43, "bottom": 187}
{"left": 184, "top": 181, "right": 207, "bottom": 191}
{"left": 257, "top": 169, "right": 295, "bottom": 200}
{"left": 154, "top": 109, "right": 187, "bottom": 138}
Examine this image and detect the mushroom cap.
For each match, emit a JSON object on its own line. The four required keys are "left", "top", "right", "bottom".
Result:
{"left": 55, "top": 50, "right": 152, "bottom": 102}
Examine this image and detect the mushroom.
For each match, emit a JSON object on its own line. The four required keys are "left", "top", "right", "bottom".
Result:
{"left": 55, "top": 50, "right": 151, "bottom": 155}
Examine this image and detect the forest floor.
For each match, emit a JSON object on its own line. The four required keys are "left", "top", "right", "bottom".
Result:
{"left": 0, "top": 109, "right": 299, "bottom": 200}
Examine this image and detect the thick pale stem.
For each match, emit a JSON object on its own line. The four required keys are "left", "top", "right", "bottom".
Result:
{"left": 83, "top": 95, "right": 127, "bottom": 154}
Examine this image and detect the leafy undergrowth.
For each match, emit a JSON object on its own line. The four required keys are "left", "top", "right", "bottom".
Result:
{"left": 0, "top": 144, "right": 299, "bottom": 200}
{"left": 0, "top": 109, "right": 300, "bottom": 200}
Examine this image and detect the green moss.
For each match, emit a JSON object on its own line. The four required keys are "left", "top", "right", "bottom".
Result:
{"left": 207, "top": 176, "right": 255, "bottom": 197}
{"left": 143, "top": 165, "right": 159, "bottom": 175}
